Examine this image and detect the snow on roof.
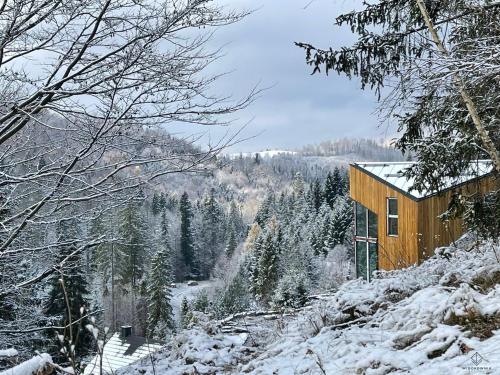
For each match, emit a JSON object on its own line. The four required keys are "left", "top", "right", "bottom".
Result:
{"left": 83, "top": 333, "right": 162, "bottom": 375}
{"left": 352, "top": 160, "right": 494, "bottom": 200}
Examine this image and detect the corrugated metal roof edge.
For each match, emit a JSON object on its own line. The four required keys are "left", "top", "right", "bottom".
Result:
{"left": 350, "top": 163, "right": 496, "bottom": 202}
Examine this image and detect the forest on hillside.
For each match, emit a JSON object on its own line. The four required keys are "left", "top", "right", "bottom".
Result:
{"left": 2, "top": 0, "right": 499, "bottom": 373}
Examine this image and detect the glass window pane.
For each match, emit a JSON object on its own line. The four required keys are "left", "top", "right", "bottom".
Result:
{"left": 388, "top": 217, "right": 398, "bottom": 236}
{"left": 368, "top": 210, "right": 378, "bottom": 238}
{"left": 355, "top": 203, "right": 367, "bottom": 237}
{"left": 356, "top": 241, "right": 367, "bottom": 280}
{"left": 368, "top": 242, "right": 378, "bottom": 280}
{"left": 388, "top": 198, "right": 398, "bottom": 216}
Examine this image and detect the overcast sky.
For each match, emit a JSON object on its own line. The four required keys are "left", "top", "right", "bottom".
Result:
{"left": 171, "top": 0, "right": 397, "bottom": 152}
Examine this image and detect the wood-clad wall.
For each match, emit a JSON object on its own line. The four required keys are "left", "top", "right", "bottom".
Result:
{"left": 417, "top": 175, "right": 499, "bottom": 261}
{"left": 349, "top": 166, "right": 419, "bottom": 271}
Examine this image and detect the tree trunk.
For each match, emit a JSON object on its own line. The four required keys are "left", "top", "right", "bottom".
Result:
{"left": 415, "top": 0, "right": 500, "bottom": 174}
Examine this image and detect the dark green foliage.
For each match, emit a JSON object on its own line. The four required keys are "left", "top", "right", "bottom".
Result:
{"left": 180, "top": 297, "right": 193, "bottom": 328}
{"left": 146, "top": 212, "right": 174, "bottom": 338}
{"left": 225, "top": 224, "right": 238, "bottom": 258}
{"left": 323, "top": 168, "right": 344, "bottom": 208}
{"left": 297, "top": 0, "right": 500, "bottom": 238}
{"left": 253, "top": 225, "right": 280, "bottom": 303}
{"left": 272, "top": 273, "right": 308, "bottom": 309}
{"left": 117, "top": 201, "right": 149, "bottom": 287}
{"left": 255, "top": 193, "right": 274, "bottom": 227}
{"left": 193, "top": 290, "right": 210, "bottom": 313}
{"left": 310, "top": 179, "right": 323, "bottom": 212}
{"left": 152, "top": 192, "right": 162, "bottom": 216}
{"left": 45, "top": 218, "right": 93, "bottom": 362}
{"left": 212, "top": 266, "right": 251, "bottom": 319}
{"left": 241, "top": 169, "right": 352, "bottom": 308}
{"left": 179, "top": 192, "right": 195, "bottom": 275}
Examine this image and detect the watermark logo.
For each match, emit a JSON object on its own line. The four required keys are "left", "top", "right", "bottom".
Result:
{"left": 463, "top": 351, "right": 492, "bottom": 373}
{"left": 471, "top": 352, "right": 484, "bottom": 366}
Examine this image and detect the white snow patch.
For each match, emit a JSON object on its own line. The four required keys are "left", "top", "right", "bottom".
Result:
{"left": 119, "top": 238, "right": 500, "bottom": 374}
{"left": 0, "top": 353, "right": 52, "bottom": 375}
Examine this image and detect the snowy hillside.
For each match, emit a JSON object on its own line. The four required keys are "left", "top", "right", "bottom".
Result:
{"left": 118, "top": 235, "right": 500, "bottom": 374}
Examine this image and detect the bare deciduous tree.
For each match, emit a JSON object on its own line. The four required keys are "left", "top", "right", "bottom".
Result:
{"left": 0, "top": 0, "right": 255, "bottom": 354}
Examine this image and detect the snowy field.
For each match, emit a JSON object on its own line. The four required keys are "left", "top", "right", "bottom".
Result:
{"left": 118, "top": 236, "right": 500, "bottom": 374}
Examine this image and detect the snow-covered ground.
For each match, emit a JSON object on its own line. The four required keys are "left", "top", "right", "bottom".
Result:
{"left": 170, "top": 280, "right": 218, "bottom": 326}
{"left": 119, "top": 236, "right": 500, "bottom": 374}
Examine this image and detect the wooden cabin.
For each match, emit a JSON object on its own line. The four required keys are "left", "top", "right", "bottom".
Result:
{"left": 349, "top": 161, "right": 497, "bottom": 281}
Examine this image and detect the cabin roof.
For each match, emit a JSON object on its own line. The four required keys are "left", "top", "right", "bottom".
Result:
{"left": 83, "top": 333, "right": 163, "bottom": 375}
{"left": 351, "top": 160, "right": 494, "bottom": 200}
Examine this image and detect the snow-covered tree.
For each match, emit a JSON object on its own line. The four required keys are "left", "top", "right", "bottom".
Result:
{"left": 45, "top": 218, "right": 93, "bottom": 362}
{"left": 117, "top": 202, "right": 149, "bottom": 288}
{"left": 298, "top": 0, "right": 500, "bottom": 237}
{"left": 146, "top": 213, "right": 174, "bottom": 338}
{"left": 179, "top": 192, "right": 195, "bottom": 277}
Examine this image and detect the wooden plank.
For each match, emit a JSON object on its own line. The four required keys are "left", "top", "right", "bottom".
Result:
{"left": 349, "top": 166, "right": 419, "bottom": 271}
{"left": 417, "top": 175, "right": 498, "bottom": 260}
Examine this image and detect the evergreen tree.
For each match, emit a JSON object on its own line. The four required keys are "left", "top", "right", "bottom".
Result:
{"left": 323, "top": 172, "right": 336, "bottom": 208}
{"left": 324, "top": 168, "right": 344, "bottom": 208}
{"left": 212, "top": 264, "right": 251, "bottom": 318}
{"left": 310, "top": 179, "right": 323, "bottom": 212}
{"left": 195, "top": 189, "right": 225, "bottom": 277}
{"left": 331, "top": 167, "right": 345, "bottom": 197}
{"left": 292, "top": 172, "right": 305, "bottom": 196}
{"left": 227, "top": 200, "right": 245, "bottom": 237}
{"left": 225, "top": 223, "right": 238, "bottom": 258}
{"left": 253, "top": 224, "right": 279, "bottom": 303}
{"left": 146, "top": 213, "right": 174, "bottom": 338}
{"left": 179, "top": 192, "right": 195, "bottom": 276}
{"left": 152, "top": 192, "right": 161, "bottom": 216}
{"left": 45, "top": 218, "right": 93, "bottom": 362}
{"left": 159, "top": 192, "right": 167, "bottom": 210}
{"left": 90, "top": 214, "right": 112, "bottom": 283}
{"left": 117, "top": 201, "right": 149, "bottom": 288}
{"left": 255, "top": 193, "right": 274, "bottom": 227}
{"left": 180, "top": 297, "right": 193, "bottom": 328}
{"left": 298, "top": 0, "right": 500, "bottom": 237}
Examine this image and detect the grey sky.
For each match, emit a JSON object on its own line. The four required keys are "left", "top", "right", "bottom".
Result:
{"left": 172, "top": 0, "right": 397, "bottom": 152}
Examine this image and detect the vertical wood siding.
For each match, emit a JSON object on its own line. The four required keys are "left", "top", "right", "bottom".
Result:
{"left": 349, "top": 166, "right": 419, "bottom": 271}
{"left": 417, "top": 175, "right": 499, "bottom": 261}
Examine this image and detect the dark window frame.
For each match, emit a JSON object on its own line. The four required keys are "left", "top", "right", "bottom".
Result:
{"left": 354, "top": 202, "right": 378, "bottom": 282}
{"left": 387, "top": 197, "right": 398, "bottom": 237}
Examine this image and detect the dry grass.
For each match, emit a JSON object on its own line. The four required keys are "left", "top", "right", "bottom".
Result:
{"left": 444, "top": 308, "right": 500, "bottom": 340}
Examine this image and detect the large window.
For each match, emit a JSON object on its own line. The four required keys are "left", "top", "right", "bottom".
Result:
{"left": 387, "top": 198, "right": 398, "bottom": 236}
{"left": 354, "top": 202, "right": 378, "bottom": 282}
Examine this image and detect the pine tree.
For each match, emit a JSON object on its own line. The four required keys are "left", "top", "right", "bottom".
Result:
{"left": 254, "top": 225, "right": 279, "bottom": 303}
{"left": 225, "top": 223, "right": 238, "bottom": 258}
{"left": 292, "top": 172, "right": 305, "bottom": 196}
{"left": 195, "top": 189, "right": 225, "bottom": 277}
{"left": 159, "top": 192, "right": 167, "bottom": 210}
{"left": 180, "top": 297, "right": 192, "bottom": 328}
{"left": 179, "top": 192, "right": 195, "bottom": 276}
{"left": 323, "top": 172, "right": 335, "bottom": 208}
{"left": 45, "top": 218, "right": 93, "bottom": 361}
{"left": 255, "top": 193, "right": 274, "bottom": 227}
{"left": 227, "top": 200, "right": 245, "bottom": 237}
{"left": 213, "top": 264, "right": 251, "bottom": 318}
{"left": 117, "top": 201, "right": 149, "bottom": 288}
{"left": 332, "top": 167, "right": 345, "bottom": 197}
{"left": 324, "top": 168, "right": 343, "bottom": 208}
{"left": 151, "top": 192, "right": 161, "bottom": 216}
{"left": 146, "top": 212, "right": 174, "bottom": 338}
{"left": 298, "top": 1, "right": 500, "bottom": 237}
{"left": 310, "top": 179, "right": 323, "bottom": 212}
